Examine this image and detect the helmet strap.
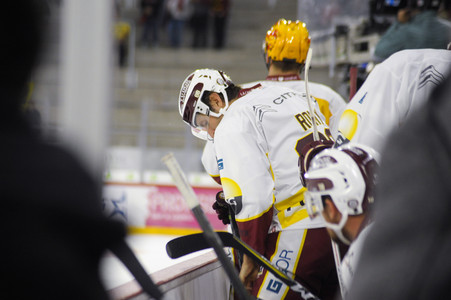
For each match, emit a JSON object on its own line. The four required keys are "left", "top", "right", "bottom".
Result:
{"left": 208, "top": 92, "right": 229, "bottom": 118}
{"left": 325, "top": 211, "right": 351, "bottom": 245}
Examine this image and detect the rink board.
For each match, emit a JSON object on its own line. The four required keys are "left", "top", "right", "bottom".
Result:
{"left": 102, "top": 182, "right": 227, "bottom": 233}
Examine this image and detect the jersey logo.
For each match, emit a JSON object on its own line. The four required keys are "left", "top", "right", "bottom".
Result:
{"left": 358, "top": 92, "right": 367, "bottom": 104}
{"left": 221, "top": 177, "right": 243, "bottom": 214}
{"left": 217, "top": 158, "right": 224, "bottom": 170}
{"left": 266, "top": 279, "right": 283, "bottom": 294}
{"left": 419, "top": 65, "right": 445, "bottom": 89}
{"left": 253, "top": 104, "right": 277, "bottom": 122}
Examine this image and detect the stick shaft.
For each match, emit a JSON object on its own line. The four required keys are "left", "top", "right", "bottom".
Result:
{"left": 331, "top": 241, "right": 345, "bottom": 297}
{"left": 304, "top": 48, "right": 319, "bottom": 141}
{"left": 162, "top": 153, "right": 252, "bottom": 300}
{"left": 166, "top": 232, "right": 319, "bottom": 300}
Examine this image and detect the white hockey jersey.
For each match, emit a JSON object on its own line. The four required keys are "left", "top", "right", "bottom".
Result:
{"left": 213, "top": 85, "right": 330, "bottom": 251}
{"left": 241, "top": 75, "right": 346, "bottom": 138}
{"left": 336, "top": 49, "right": 451, "bottom": 153}
{"left": 202, "top": 74, "right": 346, "bottom": 182}
{"left": 339, "top": 224, "right": 373, "bottom": 298}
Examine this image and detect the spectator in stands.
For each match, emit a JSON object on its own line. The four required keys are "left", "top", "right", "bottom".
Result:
{"left": 1, "top": 1, "right": 126, "bottom": 299}
{"left": 166, "top": 0, "right": 192, "bottom": 48}
{"left": 374, "top": 1, "right": 451, "bottom": 61}
{"left": 190, "top": 0, "right": 210, "bottom": 49}
{"left": 115, "top": 20, "right": 131, "bottom": 68}
{"left": 139, "top": 0, "right": 164, "bottom": 48}
{"left": 210, "top": 0, "right": 230, "bottom": 49}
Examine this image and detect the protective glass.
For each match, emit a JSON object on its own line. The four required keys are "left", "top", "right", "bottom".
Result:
{"left": 191, "top": 117, "right": 213, "bottom": 141}
{"left": 304, "top": 191, "right": 323, "bottom": 220}
{"left": 304, "top": 177, "right": 334, "bottom": 220}
{"left": 194, "top": 112, "right": 209, "bottom": 131}
{"left": 191, "top": 127, "right": 209, "bottom": 140}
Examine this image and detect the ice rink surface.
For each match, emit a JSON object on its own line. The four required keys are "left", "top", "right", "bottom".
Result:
{"left": 100, "top": 233, "right": 211, "bottom": 290}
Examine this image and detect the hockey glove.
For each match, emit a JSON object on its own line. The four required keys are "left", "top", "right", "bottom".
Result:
{"left": 212, "top": 191, "right": 230, "bottom": 225}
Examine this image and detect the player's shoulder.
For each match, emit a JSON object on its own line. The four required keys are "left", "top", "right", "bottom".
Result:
{"left": 240, "top": 80, "right": 264, "bottom": 89}
{"left": 307, "top": 81, "right": 346, "bottom": 104}
{"left": 308, "top": 80, "right": 340, "bottom": 94}
{"left": 371, "top": 49, "right": 451, "bottom": 83}
{"left": 246, "top": 83, "right": 298, "bottom": 98}
{"left": 383, "top": 49, "right": 451, "bottom": 69}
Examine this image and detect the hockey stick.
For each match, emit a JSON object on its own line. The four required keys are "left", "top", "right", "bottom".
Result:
{"left": 110, "top": 240, "right": 163, "bottom": 299}
{"left": 304, "top": 48, "right": 319, "bottom": 141}
{"left": 167, "top": 231, "right": 320, "bottom": 300}
{"left": 217, "top": 190, "right": 243, "bottom": 267}
{"left": 331, "top": 241, "right": 345, "bottom": 297}
{"left": 161, "top": 153, "right": 253, "bottom": 300}
{"left": 305, "top": 48, "right": 345, "bottom": 297}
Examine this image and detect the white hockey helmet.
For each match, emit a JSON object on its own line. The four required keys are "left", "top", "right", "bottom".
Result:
{"left": 178, "top": 68, "right": 232, "bottom": 139}
{"left": 304, "top": 143, "right": 379, "bottom": 244}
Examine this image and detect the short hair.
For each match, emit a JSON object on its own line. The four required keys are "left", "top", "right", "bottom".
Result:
{"left": 271, "top": 60, "right": 304, "bottom": 73}
{"left": 201, "top": 84, "right": 242, "bottom": 109}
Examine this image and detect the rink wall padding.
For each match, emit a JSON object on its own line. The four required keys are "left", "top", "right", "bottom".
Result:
{"left": 103, "top": 182, "right": 227, "bottom": 233}
{"left": 108, "top": 251, "right": 230, "bottom": 300}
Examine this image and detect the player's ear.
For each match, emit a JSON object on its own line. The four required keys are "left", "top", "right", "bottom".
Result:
{"left": 323, "top": 198, "right": 341, "bottom": 224}
{"left": 209, "top": 93, "right": 225, "bottom": 112}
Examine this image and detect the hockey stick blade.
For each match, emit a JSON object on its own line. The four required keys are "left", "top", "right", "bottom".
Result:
{"left": 161, "top": 153, "right": 254, "bottom": 300}
{"left": 167, "top": 231, "right": 319, "bottom": 300}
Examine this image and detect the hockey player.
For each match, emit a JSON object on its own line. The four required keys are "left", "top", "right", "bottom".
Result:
{"left": 203, "top": 18, "right": 346, "bottom": 186}
{"left": 178, "top": 68, "right": 340, "bottom": 299}
{"left": 335, "top": 48, "right": 451, "bottom": 153}
{"left": 304, "top": 143, "right": 379, "bottom": 298}
{"left": 346, "top": 61, "right": 451, "bottom": 300}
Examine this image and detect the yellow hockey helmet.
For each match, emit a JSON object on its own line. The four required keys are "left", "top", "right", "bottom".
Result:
{"left": 264, "top": 19, "right": 311, "bottom": 64}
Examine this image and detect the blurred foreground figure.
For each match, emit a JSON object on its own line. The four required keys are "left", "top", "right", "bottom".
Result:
{"left": 346, "top": 64, "right": 451, "bottom": 299}
{"left": 0, "top": 1, "right": 125, "bottom": 299}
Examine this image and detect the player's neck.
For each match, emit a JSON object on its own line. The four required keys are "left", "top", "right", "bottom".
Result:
{"left": 345, "top": 214, "right": 367, "bottom": 242}
{"left": 267, "top": 66, "right": 301, "bottom": 80}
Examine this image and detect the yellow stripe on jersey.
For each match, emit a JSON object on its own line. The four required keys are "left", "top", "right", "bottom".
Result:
{"left": 257, "top": 232, "right": 283, "bottom": 297}
{"left": 267, "top": 153, "right": 275, "bottom": 181}
{"left": 222, "top": 176, "right": 275, "bottom": 222}
{"left": 274, "top": 187, "right": 306, "bottom": 212}
{"left": 314, "top": 97, "right": 332, "bottom": 126}
{"left": 338, "top": 109, "right": 360, "bottom": 141}
{"left": 221, "top": 177, "right": 242, "bottom": 199}
{"left": 280, "top": 230, "right": 308, "bottom": 299}
{"left": 235, "top": 196, "right": 274, "bottom": 222}
{"left": 274, "top": 188, "right": 310, "bottom": 229}
{"left": 278, "top": 207, "right": 310, "bottom": 229}
{"left": 284, "top": 230, "right": 308, "bottom": 298}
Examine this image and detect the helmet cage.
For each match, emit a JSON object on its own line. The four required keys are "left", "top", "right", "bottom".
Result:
{"left": 304, "top": 190, "right": 352, "bottom": 245}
